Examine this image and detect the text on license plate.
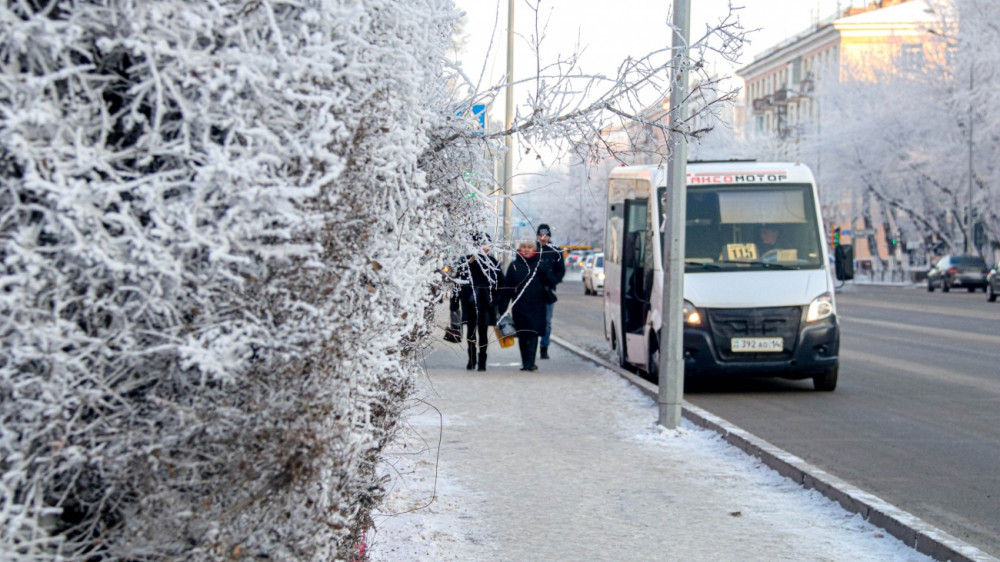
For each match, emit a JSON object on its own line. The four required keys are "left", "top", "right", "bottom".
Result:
{"left": 731, "top": 337, "right": 783, "bottom": 352}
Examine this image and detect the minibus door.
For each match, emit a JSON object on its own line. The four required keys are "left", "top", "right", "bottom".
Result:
{"left": 622, "top": 199, "right": 650, "bottom": 365}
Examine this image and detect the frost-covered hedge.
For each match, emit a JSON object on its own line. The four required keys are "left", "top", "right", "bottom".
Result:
{"left": 1, "top": 0, "right": 482, "bottom": 558}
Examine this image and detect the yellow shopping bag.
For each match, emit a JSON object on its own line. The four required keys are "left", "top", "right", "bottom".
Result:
{"left": 494, "top": 314, "right": 516, "bottom": 348}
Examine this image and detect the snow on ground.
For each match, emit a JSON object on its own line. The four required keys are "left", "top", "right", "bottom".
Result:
{"left": 368, "top": 343, "right": 934, "bottom": 561}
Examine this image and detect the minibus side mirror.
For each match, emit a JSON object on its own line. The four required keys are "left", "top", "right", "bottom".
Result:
{"left": 834, "top": 245, "right": 854, "bottom": 281}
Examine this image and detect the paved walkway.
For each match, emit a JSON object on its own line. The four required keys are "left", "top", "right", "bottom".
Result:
{"left": 368, "top": 330, "right": 976, "bottom": 561}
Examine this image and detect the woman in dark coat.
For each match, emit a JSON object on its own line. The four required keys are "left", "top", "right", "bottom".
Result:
{"left": 456, "top": 233, "right": 503, "bottom": 371}
{"left": 499, "top": 240, "right": 549, "bottom": 371}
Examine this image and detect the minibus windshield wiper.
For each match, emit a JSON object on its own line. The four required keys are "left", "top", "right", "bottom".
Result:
{"left": 742, "top": 261, "right": 800, "bottom": 270}
{"left": 684, "top": 261, "right": 723, "bottom": 271}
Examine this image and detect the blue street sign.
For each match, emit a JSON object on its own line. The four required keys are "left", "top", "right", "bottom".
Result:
{"left": 471, "top": 104, "right": 486, "bottom": 134}
{"left": 455, "top": 104, "right": 487, "bottom": 135}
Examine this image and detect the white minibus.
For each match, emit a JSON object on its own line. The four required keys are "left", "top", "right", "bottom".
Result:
{"left": 603, "top": 161, "right": 843, "bottom": 391}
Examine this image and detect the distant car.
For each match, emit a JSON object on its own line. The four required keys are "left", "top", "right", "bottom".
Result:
{"left": 579, "top": 253, "right": 595, "bottom": 281}
{"left": 988, "top": 261, "right": 1000, "bottom": 302}
{"left": 582, "top": 252, "right": 604, "bottom": 295}
{"left": 926, "top": 255, "right": 989, "bottom": 293}
{"left": 564, "top": 250, "right": 588, "bottom": 269}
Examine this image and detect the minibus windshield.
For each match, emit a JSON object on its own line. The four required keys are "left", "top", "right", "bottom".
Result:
{"left": 658, "top": 184, "right": 825, "bottom": 272}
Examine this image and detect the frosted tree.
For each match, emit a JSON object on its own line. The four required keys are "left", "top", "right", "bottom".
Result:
{"left": 818, "top": 66, "right": 956, "bottom": 265}
{"left": 0, "top": 0, "right": 485, "bottom": 558}
{"left": 801, "top": 0, "right": 1000, "bottom": 262}
{"left": 943, "top": 0, "right": 1000, "bottom": 256}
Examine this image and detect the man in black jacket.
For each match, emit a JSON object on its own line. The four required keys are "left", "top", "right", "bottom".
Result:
{"left": 535, "top": 223, "right": 566, "bottom": 359}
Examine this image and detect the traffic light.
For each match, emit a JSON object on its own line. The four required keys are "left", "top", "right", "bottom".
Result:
{"left": 974, "top": 222, "right": 986, "bottom": 249}
{"left": 884, "top": 229, "right": 903, "bottom": 254}
{"left": 830, "top": 225, "right": 841, "bottom": 247}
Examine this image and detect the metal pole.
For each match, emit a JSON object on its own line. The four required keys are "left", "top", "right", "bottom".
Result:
{"left": 815, "top": 101, "right": 821, "bottom": 192}
{"left": 966, "top": 63, "right": 973, "bottom": 255}
{"left": 658, "top": 0, "right": 690, "bottom": 429}
{"left": 503, "top": 0, "right": 515, "bottom": 261}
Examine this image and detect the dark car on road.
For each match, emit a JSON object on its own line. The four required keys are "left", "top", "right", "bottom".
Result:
{"left": 988, "top": 260, "right": 1000, "bottom": 302}
{"left": 927, "top": 255, "right": 989, "bottom": 293}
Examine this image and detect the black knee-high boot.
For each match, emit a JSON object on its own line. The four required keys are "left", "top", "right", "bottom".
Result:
{"left": 525, "top": 335, "right": 538, "bottom": 369}
{"left": 466, "top": 343, "right": 476, "bottom": 370}
{"left": 518, "top": 335, "right": 538, "bottom": 371}
{"left": 477, "top": 349, "right": 487, "bottom": 371}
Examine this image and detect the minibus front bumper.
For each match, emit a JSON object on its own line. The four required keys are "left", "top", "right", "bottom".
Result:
{"left": 682, "top": 314, "right": 839, "bottom": 379}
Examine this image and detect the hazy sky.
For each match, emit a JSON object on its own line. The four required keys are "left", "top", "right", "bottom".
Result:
{"left": 450, "top": 0, "right": 858, "bottom": 188}
{"left": 453, "top": 0, "right": 855, "bottom": 87}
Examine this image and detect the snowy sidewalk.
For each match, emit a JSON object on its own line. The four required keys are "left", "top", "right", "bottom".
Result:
{"left": 368, "top": 333, "right": 936, "bottom": 562}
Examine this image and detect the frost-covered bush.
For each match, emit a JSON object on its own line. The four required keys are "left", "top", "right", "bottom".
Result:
{"left": 0, "top": 0, "right": 485, "bottom": 558}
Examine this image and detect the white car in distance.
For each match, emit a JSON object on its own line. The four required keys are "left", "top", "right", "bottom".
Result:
{"left": 583, "top": 252, "right": 604, "bottom": 295}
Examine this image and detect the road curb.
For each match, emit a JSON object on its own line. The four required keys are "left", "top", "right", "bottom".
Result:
{"left": 551, "top": 334, "right": 999, "bottom": 562}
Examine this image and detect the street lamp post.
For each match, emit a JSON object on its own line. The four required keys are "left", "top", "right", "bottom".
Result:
{"left": 966, "top": 62, "right": 973, "bottom": 255}
{"left": 658, "top": 0, "right": 690, "bottom": 430}
{"left": 929, "top": 27, "right": 974, "bottom": 255}
{"left": 503, "top": 0, "right": 514, "bottom": 264}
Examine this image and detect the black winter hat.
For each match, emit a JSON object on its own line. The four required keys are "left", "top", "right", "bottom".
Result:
{"left": 536, "top": 224, "right": 551, "bottom": 236}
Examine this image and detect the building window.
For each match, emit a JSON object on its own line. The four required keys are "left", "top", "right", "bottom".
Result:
{"left": 901, "top": 43, "right": 924, "bottom": 71}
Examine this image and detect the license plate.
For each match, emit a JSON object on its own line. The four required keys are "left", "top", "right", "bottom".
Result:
{"left": 731, "top": 337, "right": 783, "bottom": 352}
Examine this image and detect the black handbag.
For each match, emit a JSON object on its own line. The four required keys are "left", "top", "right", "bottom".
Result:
{"left": 544, "top": 287, "right": 558, "bottom": 304}
{"left": 443, "top": 307, "right": 462, "bottom": 343}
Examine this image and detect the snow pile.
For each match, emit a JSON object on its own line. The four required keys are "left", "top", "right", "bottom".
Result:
{"left": 0, "top": 1, "right": 488, "bottom": 559}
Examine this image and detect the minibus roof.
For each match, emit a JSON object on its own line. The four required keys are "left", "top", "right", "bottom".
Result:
{"left": 609, "top": 161, "right": 816, "bottom": 187}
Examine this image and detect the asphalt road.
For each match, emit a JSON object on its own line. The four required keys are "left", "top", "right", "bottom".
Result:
{"left": 552, "top": 275, "right": 1000, "bottom": 557}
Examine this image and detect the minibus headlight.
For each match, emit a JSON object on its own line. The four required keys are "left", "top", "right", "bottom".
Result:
{"left": 806, "top": 293, "right": 834, "bottom": 322}
{"left": 596, "top": 272, "right": 605, "bottom": 280}
{"left": 683, "top": 300, "right": 702, "bottom": 326}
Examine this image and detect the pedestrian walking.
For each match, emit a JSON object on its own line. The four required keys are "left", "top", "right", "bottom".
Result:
{"left": 534, "top": 223, "right": 566, "bottom": 359}
{"left": 499, "top": 240, "right": 549, "bottom": 371}
{"left": 456, "top": 233, "right": 503, "bottom": 371}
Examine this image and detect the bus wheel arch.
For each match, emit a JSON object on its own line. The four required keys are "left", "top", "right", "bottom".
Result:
{"left": 647, "top": 331, "right": 660, "bottom": 384}
{"left": 611, "top": 325, "right": 627, "bottom": 368}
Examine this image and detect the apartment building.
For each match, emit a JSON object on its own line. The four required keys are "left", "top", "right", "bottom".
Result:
{"left": 739, "top": 0, "right": 943, "bottom": 138}
{"left": 737, "top": 0, "right": 946, "bottom": 275}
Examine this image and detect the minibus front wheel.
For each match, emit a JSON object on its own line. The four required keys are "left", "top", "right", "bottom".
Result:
{"left": 813, "top": 365, "right": 838, "bottom": 391}
{"left": 611, "top": 327, "right": 627, "bottom": 368}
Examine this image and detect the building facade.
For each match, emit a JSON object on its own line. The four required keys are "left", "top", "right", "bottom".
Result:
{"left": 737, "top": 0, "right": 946, "bottom": 277}
{"left": 740, "top": 0, "right": 941, "bottom": 138}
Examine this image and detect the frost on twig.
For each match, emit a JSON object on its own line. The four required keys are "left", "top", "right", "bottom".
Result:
{"left": 444, "top": 1, "right": 745, "bottom": 168}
